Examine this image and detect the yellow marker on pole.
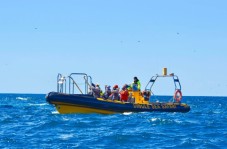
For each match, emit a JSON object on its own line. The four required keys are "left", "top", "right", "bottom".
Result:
{"left": 163, "top": 68, "right": 167, "bottom": 76}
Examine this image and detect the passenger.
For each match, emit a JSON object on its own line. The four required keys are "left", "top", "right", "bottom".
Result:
{"left": 142, "top": 90, "right": 151, "bottom": 101}
{"left": 129, "top": 92, "right": 135, "bottom": 103}
{"left": 103, "top": 85, "right": 111, "bottom": 99}
{"left": 127, "top": 85, "right": 132, "bottom": 91}
{"left": 120, "top": 84, "right": 129, "bottom": 102}
{"left": 131, "top": 76, "right": 141, "bottom": 91}
{"left": 100, "top": 88, "right": 104, "bottom": 97}
{"left": 90, "top": 83, "right": 101, "bottom": 98}
{"left": 109, "top": 85, "right": 120, "bottom": 100}
{"left": 97, "top": 84, "right": 104, "bottom": 97}
{"left": 125, "top": 84, "right": 133, "bottom": 102}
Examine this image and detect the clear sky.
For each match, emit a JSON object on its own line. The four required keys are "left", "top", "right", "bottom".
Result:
{"left": 1, "top": 0, "right": 227, "bottom": 96}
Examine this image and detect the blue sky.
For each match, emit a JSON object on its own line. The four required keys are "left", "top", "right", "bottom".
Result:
{"left": 1, "top": 1, "right": 227, "bottom": 96}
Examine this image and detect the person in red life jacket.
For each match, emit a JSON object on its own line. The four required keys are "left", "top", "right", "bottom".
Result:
{"left": 120, "top": 84, "right": 129, "bottom": 102}
{"left": 109, "top": 85, "right": 120, "bottom": 100}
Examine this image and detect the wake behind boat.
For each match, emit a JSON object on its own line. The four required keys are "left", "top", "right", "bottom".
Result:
{"left": 46, "top": 69, "right": 190, "bottom": 114}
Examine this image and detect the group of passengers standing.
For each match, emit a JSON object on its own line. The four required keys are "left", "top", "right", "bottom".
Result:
{"left": 90, "top": 77, "right": 141, "bottom": 102}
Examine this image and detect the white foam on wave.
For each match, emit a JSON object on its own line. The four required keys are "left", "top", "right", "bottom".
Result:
{"left": 186, "top": 120, "right": 200, "bottom": 124}
{"left": 28, "top": 103, "right": 47, "bottom": 106}
{"left": 151, "top": 118, "right": 158, "bottom": 122}
{"left": 123, "top": 112, "right": 133, "bottom": 115}
{"left": 52, "top": 111, "right": 59, "bottom": 114}
{"left": 149, "top": 117, "right": 183, "bottom": 125}
{"left": 16, "top": 97, "right": 29, "bottom": 100}
{"left": 175, "top": 119, "right": 183, "bottom": 124}
{"left": 180, "top": 138, "right": 202, "bottom": 145}
{"left": 62, "top": 117, "right": 70, "bottom": 121}
{"left": 59, "top": 134, "right": 74, "bottom": 140}
{"left": 212, "top": 109, "right": 222, "bottom": 114}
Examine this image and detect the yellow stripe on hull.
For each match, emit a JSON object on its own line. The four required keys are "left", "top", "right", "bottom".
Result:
{"left": 52, "top": 102, "right": 116, "bottom": 114}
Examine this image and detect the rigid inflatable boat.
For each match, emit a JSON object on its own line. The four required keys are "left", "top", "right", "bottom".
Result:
{"left": 46, "top": 70, "right": 190, "bottom": 114}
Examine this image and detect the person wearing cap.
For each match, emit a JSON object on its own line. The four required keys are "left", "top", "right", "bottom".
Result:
{"left": 131, "top": 77, "right": 141, "bottom": 91}
{"left": 109, "top": 85, "right": 120, "bottom": 100}
{"left": 103, "top": 85, "right": 111, "bottom": 99}
{"left": 91, "top": 83, "right": 102, "bottom": 98}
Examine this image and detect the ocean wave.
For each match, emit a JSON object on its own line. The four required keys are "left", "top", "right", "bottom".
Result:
{"left": 51, "top": 111, "right": 59, "bottom": 114}
{"left": 1, "top": 94, "right": 227, "bottom": 148}
{"left": 59, "top": 134, "right": 74, "bottom": 140}
{"left": 149, "top": 117, "right": 183, "bottom": 125}
{"left": 16, "top": 97, "right": 29, "bottom": 100}
{"left": 28, "top": 103, "right": 48, "bottom": 106}
{"left": 0, "top": 105, "right": 14, "bottom": 109}
{"left": 122, "top": 112, "right": 133, "bottom": 115}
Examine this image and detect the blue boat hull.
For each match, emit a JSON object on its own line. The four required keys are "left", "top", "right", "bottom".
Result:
{"left": 46, "top": 92, "right": 190, "bottom": 114}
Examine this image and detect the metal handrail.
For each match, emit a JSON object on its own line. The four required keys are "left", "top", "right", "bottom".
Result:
{"left": 57, "top": 73, "right": 62, "bottom": 92}
{"left": 145, "top": 74, "right": 182, "bottom": 94}
{"left": 84, "top": 76, "right": 92, "bottom": 88}
{"left": 57, "top": 73, "right": 66, "bottom": 93}
{"left": 57, "top": 73, "right": 91, "bottom": 94}
{"left": 69, "top": 73, "right": 88, "bottom": 94}
{"left": 145, "top": 75, "right": 158, "bottom": 92}
{"left": 173, "top": 75, "right": 181, "bottom": 90}
{"left": 68, "top": 76, "right": 83, "bottom": 94}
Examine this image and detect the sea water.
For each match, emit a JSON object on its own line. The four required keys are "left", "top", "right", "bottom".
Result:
{"left": 0, "top": 94, "right": 226, "bottom": 148}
